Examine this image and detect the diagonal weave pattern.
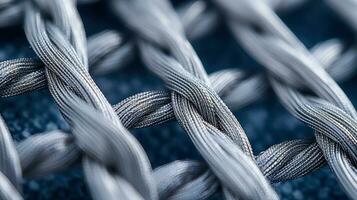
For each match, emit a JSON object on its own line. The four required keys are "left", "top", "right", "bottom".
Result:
{"left": 0, "top": 0, "right": 356, "bottom": 199}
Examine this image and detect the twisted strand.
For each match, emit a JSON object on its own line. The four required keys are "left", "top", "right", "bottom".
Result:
{"left": 110, "top": 0, "right": 280, "bottom": 199}
{"left": 23, "top": 0, "right": 157, "bottom": 199}
{"left": 211, "top": 0, "right": 357, "bottom": 198}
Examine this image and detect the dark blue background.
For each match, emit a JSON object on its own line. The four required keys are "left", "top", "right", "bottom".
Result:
{"left": 0, "top": 0, "right": 354, "bottom": 199}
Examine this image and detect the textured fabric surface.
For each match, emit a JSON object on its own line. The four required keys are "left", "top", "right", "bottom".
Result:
{"left": 0, "top": 0, "right": 355, "bottom": 199}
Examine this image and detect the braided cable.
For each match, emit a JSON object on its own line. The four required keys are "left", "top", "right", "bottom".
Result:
{"left": 210, "top": 0, "right": 357, "bottom": 198}
{"left": 110, "top": 0, "right": 281, "bottom": 199}
{"left": 24, "top": 0, "right": 158, "bottom": 199}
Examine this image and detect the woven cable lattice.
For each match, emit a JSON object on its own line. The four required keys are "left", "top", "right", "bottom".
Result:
{"left": 0, "top": 0, "right": 355, "bottom": 199}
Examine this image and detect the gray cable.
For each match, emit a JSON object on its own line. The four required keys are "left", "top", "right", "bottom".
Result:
{"left": 110, "top": 0, "right": 282, "bottom": 199}
{"left": 24, "top": 0, "right": 157, "bottom": 199}
{"left": 0, "top": 0, "right": 355, "bottom": 199}
{"left": 211, "top": 0, "right": 357, "bottom": 199}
